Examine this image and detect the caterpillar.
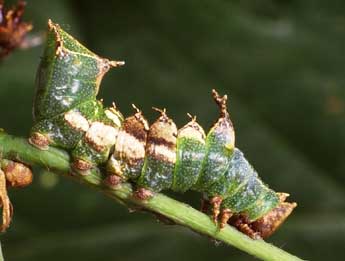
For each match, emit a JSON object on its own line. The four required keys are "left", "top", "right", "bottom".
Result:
{"left": 28, "top": 20, "right": 297, "bottom": 239}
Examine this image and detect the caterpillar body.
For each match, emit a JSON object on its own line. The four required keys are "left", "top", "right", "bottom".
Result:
{"left": 29, "top": 20, "right": 297, "bottom": 239}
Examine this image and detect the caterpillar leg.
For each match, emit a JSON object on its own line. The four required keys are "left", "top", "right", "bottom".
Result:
{"left": 134, "top": 187, "right": 154, "bottom": 200}
{"left": 201, "top": 197, "right": 232, "bottom": 228}
{"left": 220, "top": 208, "right": 233, "bottom": 229}
{"left": 229, "top": 214, "right": 261, "bottom": 239}
{"left": 72, "top": 159, "right": 93, "bottom": 172}
{"left": 28, "top": 129, "right": 98, "bottom": 173}
{"left": 210, "top": 196, "right": 222, "bottom": 224}
{"left": 104, "top": 174, "right": 123, "bottom": 187}
{"left": 236, "top": 219, "right": 261, "bottom": 240}
{"left": 28, "top": 132, "right": 51, "bottom": 150}
{"left": 71, "top": 119, "right": 120, "bottom": 174}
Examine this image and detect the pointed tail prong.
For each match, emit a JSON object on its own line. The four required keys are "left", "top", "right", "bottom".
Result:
{"left": 109, "top": 60, "right": 125, "bottom": 67}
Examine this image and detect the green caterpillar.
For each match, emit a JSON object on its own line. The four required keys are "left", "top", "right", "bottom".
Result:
{"left": 29, "top": 20, "right": 297, "bottom": 239}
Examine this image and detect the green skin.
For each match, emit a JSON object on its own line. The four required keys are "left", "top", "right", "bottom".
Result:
{"left": 32, "top": 21, "right": 279, "bottom": 223}
{"left": 134, "top": 127, "right": 279, "bottom": 221}
{"left": 31, "top": 21, "right": 123, "bottom": 166}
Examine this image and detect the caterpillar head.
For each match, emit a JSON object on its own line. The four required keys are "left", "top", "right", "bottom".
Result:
{"left": 33, "top": 20, "right": 125, "bottom": 121}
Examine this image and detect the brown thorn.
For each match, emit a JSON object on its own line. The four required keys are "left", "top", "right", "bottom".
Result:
{"left": 187, "top": 113, "right": 197, "bottom": 122}
{"left": 152, "top": 107, "right": 170, "bottom": 122}
{"left": 132, "top": 103, "right": 141, "bottom": 114}
{"left": 48, "top": 20, "right": 64, "bottom": 57}
{"left": 152, "top": 107, "right": 166, "bottom": 116}
{"left": 277, "top": 192, "right": 290, "bottom": 202}
{"left": 212, "top": 89, "right": 229, "bottom": 117}
{"left": 132, "top": 104, "right": 149, "bottom": 130}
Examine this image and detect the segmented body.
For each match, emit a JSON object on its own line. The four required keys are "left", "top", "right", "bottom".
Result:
{"left": 29, "top": 20, "right": 296, "bottom": 239}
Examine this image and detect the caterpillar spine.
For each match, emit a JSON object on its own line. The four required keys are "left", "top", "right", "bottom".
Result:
{"left": 29, "top": 20, "right": 297, "bottom": 239}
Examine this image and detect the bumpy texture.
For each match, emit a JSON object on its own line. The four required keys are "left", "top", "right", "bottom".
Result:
{"left": 29, "top": 20, "right": 297, "bottom": 239}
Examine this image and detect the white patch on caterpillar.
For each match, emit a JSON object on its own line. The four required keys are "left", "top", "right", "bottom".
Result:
{"left": 115, "top": 131, "right": 146, "bottom": 161}
{"left": 147, "top": 144, "right": 176, "bottom": 164}
{"left": 85, "top": 122, "right": 118, "bottom": 152}
{"left": 149, "top": 121, "right": 177, "bottom": 145}
{"left": 64, "top": 111, "right": 89, "bottom": 132}
{"left": 178, "top": 126, "right": 205, "bottom": 144}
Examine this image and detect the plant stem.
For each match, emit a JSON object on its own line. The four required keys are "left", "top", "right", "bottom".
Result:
{"left": 0, "top": 132, "right": 304, "bottom": 261}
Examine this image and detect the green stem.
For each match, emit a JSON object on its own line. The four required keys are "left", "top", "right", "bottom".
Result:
{"left": 0, "top": 132, "right": 304, "bottom": 261}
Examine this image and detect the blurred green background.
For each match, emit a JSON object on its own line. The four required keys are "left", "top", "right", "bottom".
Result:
{"left": 1, "top": 0, "right": 344, "bottom": 260}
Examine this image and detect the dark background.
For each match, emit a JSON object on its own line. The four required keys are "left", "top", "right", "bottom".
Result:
{"left": 0, "top": 0, "right": 344, "bottom": 260}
